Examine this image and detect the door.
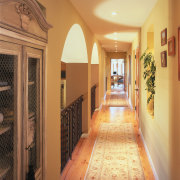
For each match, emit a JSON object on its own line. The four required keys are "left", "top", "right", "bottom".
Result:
{"left": 23, "top": 46, "right": 43, "bottom": 180}
{"left": 0, "top": 40, "right": 22, "bottom": 180}
{"left": 135, "top": 48, "right": 140, "bottom": 127}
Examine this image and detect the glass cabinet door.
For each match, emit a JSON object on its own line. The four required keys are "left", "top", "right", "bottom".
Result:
{"left": 0, "top": 41, "right": 21, "bottom": 180}
{"left": 23, "top": 47, "right": 43, "bottom": 180}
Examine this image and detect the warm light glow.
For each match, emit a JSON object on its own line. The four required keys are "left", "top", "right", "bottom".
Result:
{"left": 94, "top": 0, "right": 157, "bottom": 27}
{"left": 91, "top": 43, "right": 99, "bottom": 64}
{"left": 105, "top": 32, "right": 138, "bottom": 42}
{"left": 61, "top": 24, "right": 88, "bottom": 63}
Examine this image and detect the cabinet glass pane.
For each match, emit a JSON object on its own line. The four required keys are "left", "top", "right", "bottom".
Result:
{"left": 27, "top": 57, "right": 40, "bottom": 173}
{"left": 0, "top": 54, "right": 17, "bottom": 179}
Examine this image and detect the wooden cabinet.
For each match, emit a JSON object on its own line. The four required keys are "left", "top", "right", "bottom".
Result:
{"left": 0, "top": 0, "right": 51, "bottom": 179}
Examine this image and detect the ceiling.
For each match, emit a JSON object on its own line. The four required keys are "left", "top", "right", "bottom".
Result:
{"left": 69, "top": 0, "right": 157, "bottom": 52}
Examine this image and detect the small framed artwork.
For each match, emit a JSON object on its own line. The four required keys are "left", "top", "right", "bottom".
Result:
{"left": 161, "top": 28, "right": 167, "bottom": 46}
{"left": 178, "top": 28, "right": 180, "bottom": 80}
{"left": 161, "top": 51, "right": 167, "bottom": 67}
{"left": 168, "top": 36, "right": 175, "bottom": 56}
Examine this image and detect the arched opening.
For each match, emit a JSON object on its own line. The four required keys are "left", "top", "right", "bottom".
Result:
{"left": 91, "top": 43, "right": 99, "bottom": 116}
{"left": 60, "top": 24, "right": 88, "bottom": 171}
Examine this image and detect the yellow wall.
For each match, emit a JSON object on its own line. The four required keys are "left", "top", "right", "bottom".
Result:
{"left": 140, "top": 0, "right": 170, "bottom": 179}
{"left": 170, "top": 0, "right": 180, "bottom": 179}
{"left": 38, "top": 0, "right": 105, "bottom": 179}
{"left": 126, "top": 33, "right": 140, "bottom": 109}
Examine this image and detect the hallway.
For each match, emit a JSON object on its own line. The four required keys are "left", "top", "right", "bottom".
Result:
{"left": 1, "top": 0, "right": 180, "bottom": 179}
{"left": 61, "top": 90, "right": 154, "bottom": 180}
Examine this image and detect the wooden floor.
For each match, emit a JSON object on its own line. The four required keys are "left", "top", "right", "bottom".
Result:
{"left": 60, "top": 90, "right": 155, "bottom": 180}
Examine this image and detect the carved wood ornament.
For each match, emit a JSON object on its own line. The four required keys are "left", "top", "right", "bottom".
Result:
{"left": 16, "top": 3, "right": 32, "bottom": 31}
{"left": 0, "top": 0, "right": 52, "bottom": 42}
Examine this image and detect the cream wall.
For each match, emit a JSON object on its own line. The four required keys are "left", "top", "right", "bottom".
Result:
{"left": 38, "top": 0, "right": 106, "bottom": 179}
{"left": 140, "top": 0, "right": 170, "bottom": 179}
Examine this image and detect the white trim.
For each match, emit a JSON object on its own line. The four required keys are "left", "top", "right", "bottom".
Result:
{"left": 81, "top": 128, "right": 92, "bottom": 138}
{"left": 98, "top": 93, "right": 107, "bottom": 110}
{"left": 139, "top": 129, "right": 159, "bottom": 180}
{"left": 104, "top": 93, "right": 107, "bottom": 100}
{"left": 99, "top": 104, "right": 103, "bottom": 110}
{"left": 81, "top": 133, "right": 89, "bottom": 138}
{"left": 128, "top": 98, "right": 133, "bottom": 109}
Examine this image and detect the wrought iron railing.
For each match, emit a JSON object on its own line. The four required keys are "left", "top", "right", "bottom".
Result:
{"left": 91, "top": 85, "right": 96, "bottom": 117}
{"left": 61, "top": 95, "right": 83, "bottom": 172}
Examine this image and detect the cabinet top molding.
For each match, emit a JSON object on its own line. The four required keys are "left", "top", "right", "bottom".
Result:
{"left": 0, "top": 0, "right": 52, "bottom": 42}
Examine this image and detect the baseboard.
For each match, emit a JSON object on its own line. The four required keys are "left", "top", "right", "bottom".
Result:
{"left": 139, "top": 129, "right": 159, "bottom": 180}
{"left": 81, "top": 128, "right": 91, "bottom": 138}
{"left": 98, "top": 93, "right": 107, "bottom": 110}
{"left": 104, "top": 93, "right": 107, "bottom": 100}
{"left": 128, "top": 98, "right": 133, "bottom": 109}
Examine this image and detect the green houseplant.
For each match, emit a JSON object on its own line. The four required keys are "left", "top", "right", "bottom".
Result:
{"left": 140, "top": 50, "right": 156, "bottom": 104}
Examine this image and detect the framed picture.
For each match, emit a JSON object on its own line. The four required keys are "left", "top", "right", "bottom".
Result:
{"left": 178, "top": 28, "right": 180, "bottom": 80}
{"left": 161, "top": 28, "right": 167, "bottom": 46}
{"left": 161, "top": 51, "right": 167, "bottom": 67}
{"left": 168, "top": 36, "right": 175, "bottom": 56}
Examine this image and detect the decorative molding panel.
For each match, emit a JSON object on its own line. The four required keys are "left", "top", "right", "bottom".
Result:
{"left": 0, "top": 0, "right": 52, "bottom": 42}
{"left": 16, "top": 3, "right": 32, "bottom": 31}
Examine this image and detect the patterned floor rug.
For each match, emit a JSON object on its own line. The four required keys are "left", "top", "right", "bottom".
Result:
{"left": 103, "top": 91, "right": 129, "bottom": 107}
{"left": 85, "top": 123, "right": 145, "bottom": 180}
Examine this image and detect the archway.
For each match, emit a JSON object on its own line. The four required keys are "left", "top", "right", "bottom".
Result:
{"left": 61, "top": 24, "right": 88, "bottom": 132}
{"left": 61, "top": 24, "right": 88, "bottom": 63}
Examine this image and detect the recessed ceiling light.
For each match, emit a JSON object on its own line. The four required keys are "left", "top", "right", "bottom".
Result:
{"left": 112, "top": 12, "right": 117, "bottom": 16}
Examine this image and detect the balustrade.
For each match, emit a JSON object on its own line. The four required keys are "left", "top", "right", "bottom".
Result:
{"left": 61, "top": 95, "right": 83, "bottom": 172}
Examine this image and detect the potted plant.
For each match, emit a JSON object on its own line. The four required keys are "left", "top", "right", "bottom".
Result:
{"left": 140, "top": 50, "right": 156, "bottom": 115}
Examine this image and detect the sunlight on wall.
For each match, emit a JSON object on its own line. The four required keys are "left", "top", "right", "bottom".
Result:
{"left": 94, "top": 0, "right": 157, "bottom": 27}
{"left": 105, "top": 32, "right": 138, "bottom": 42}
{"left": 61, "top": 24, "right": 88, "bottom": 63}
{"left": 91, "top": 43, "right": 99, "bottom": 64}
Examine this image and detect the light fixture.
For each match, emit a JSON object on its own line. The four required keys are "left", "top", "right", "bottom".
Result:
{"left": 112, "top": 12, "right": 117, "bottom": 16}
